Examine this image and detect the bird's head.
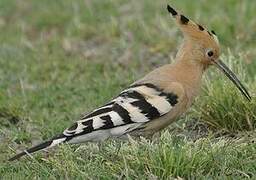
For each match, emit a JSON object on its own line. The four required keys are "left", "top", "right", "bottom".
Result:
{"left": 167, "top": 4, "right": 251, "bottom": 101}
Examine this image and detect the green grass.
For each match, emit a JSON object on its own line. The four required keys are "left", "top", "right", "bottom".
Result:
{"left": 194, "top": 53, "right": 256, "bottom": 131}
{"left": 2, "top": 133, "right": 256, "bottom": 179}
{"left": 0, "top": 0, "right": 256, "bottom": 179}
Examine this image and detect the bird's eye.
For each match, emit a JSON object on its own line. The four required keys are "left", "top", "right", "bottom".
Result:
{"left": 207, "top": 50, "right": 214, "bottom": 57}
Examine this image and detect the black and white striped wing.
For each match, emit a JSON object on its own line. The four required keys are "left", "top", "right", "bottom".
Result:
{"left": 63, "top": 83, "right": 178, "bottom": 143}
{"left": 8, "top": 83, "right": 179, "bottom": 161}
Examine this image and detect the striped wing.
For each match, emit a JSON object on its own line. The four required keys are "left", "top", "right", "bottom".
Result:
{"left": 8, "top": 83, "right": 179, "bottom": 161}
{"left": 63, "top": 83, "right": 178, "bottom": 143}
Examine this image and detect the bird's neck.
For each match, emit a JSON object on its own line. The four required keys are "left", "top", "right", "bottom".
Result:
{"left": 171, "top": 51, "right": 205, "bottom": 100}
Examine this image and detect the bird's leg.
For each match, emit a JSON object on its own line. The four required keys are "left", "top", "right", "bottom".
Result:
{"left": 151, "top": 132, "right": 161, "bottom": 143}
{"left": 114, "top": 140, "right": 123, "bottom": 156}
{"left": 97, "top": 141, "right": 105, "bottom": 152}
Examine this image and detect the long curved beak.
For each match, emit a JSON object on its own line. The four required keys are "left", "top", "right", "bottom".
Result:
{"left": 213, "top": 59, "right": 251, "bottom": 101}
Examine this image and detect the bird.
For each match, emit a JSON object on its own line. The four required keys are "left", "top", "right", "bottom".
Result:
{"left": 9, "top": 4, "right": 251, "bottom": 161}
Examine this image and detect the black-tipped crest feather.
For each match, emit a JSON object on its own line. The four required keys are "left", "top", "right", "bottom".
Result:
{"left": 180, "top": 15, "right": 189, "bottom": 24}
{"left": 167, "top": 4, "right": 177, "bottom": 16}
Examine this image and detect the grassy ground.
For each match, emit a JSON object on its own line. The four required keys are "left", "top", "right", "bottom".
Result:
{"left": 0, "top": 0, "right": 256, "bottom": 179}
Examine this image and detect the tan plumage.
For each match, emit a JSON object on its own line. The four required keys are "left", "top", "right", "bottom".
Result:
{"left": 9, "top": 4, "right": 251, "bottom": 161}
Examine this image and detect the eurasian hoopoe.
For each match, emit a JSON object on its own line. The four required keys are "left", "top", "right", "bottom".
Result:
{"left": 9, "top": 4, "right": 251, "bottom": 161}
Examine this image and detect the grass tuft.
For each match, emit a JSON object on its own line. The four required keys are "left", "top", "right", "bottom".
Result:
{"left": 193, "top": 53, "right": 256, "bottom": 132}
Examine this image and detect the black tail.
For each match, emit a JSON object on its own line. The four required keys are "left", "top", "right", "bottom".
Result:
{"left": 9, "top": 134, "right": 67, "bottom": 161}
